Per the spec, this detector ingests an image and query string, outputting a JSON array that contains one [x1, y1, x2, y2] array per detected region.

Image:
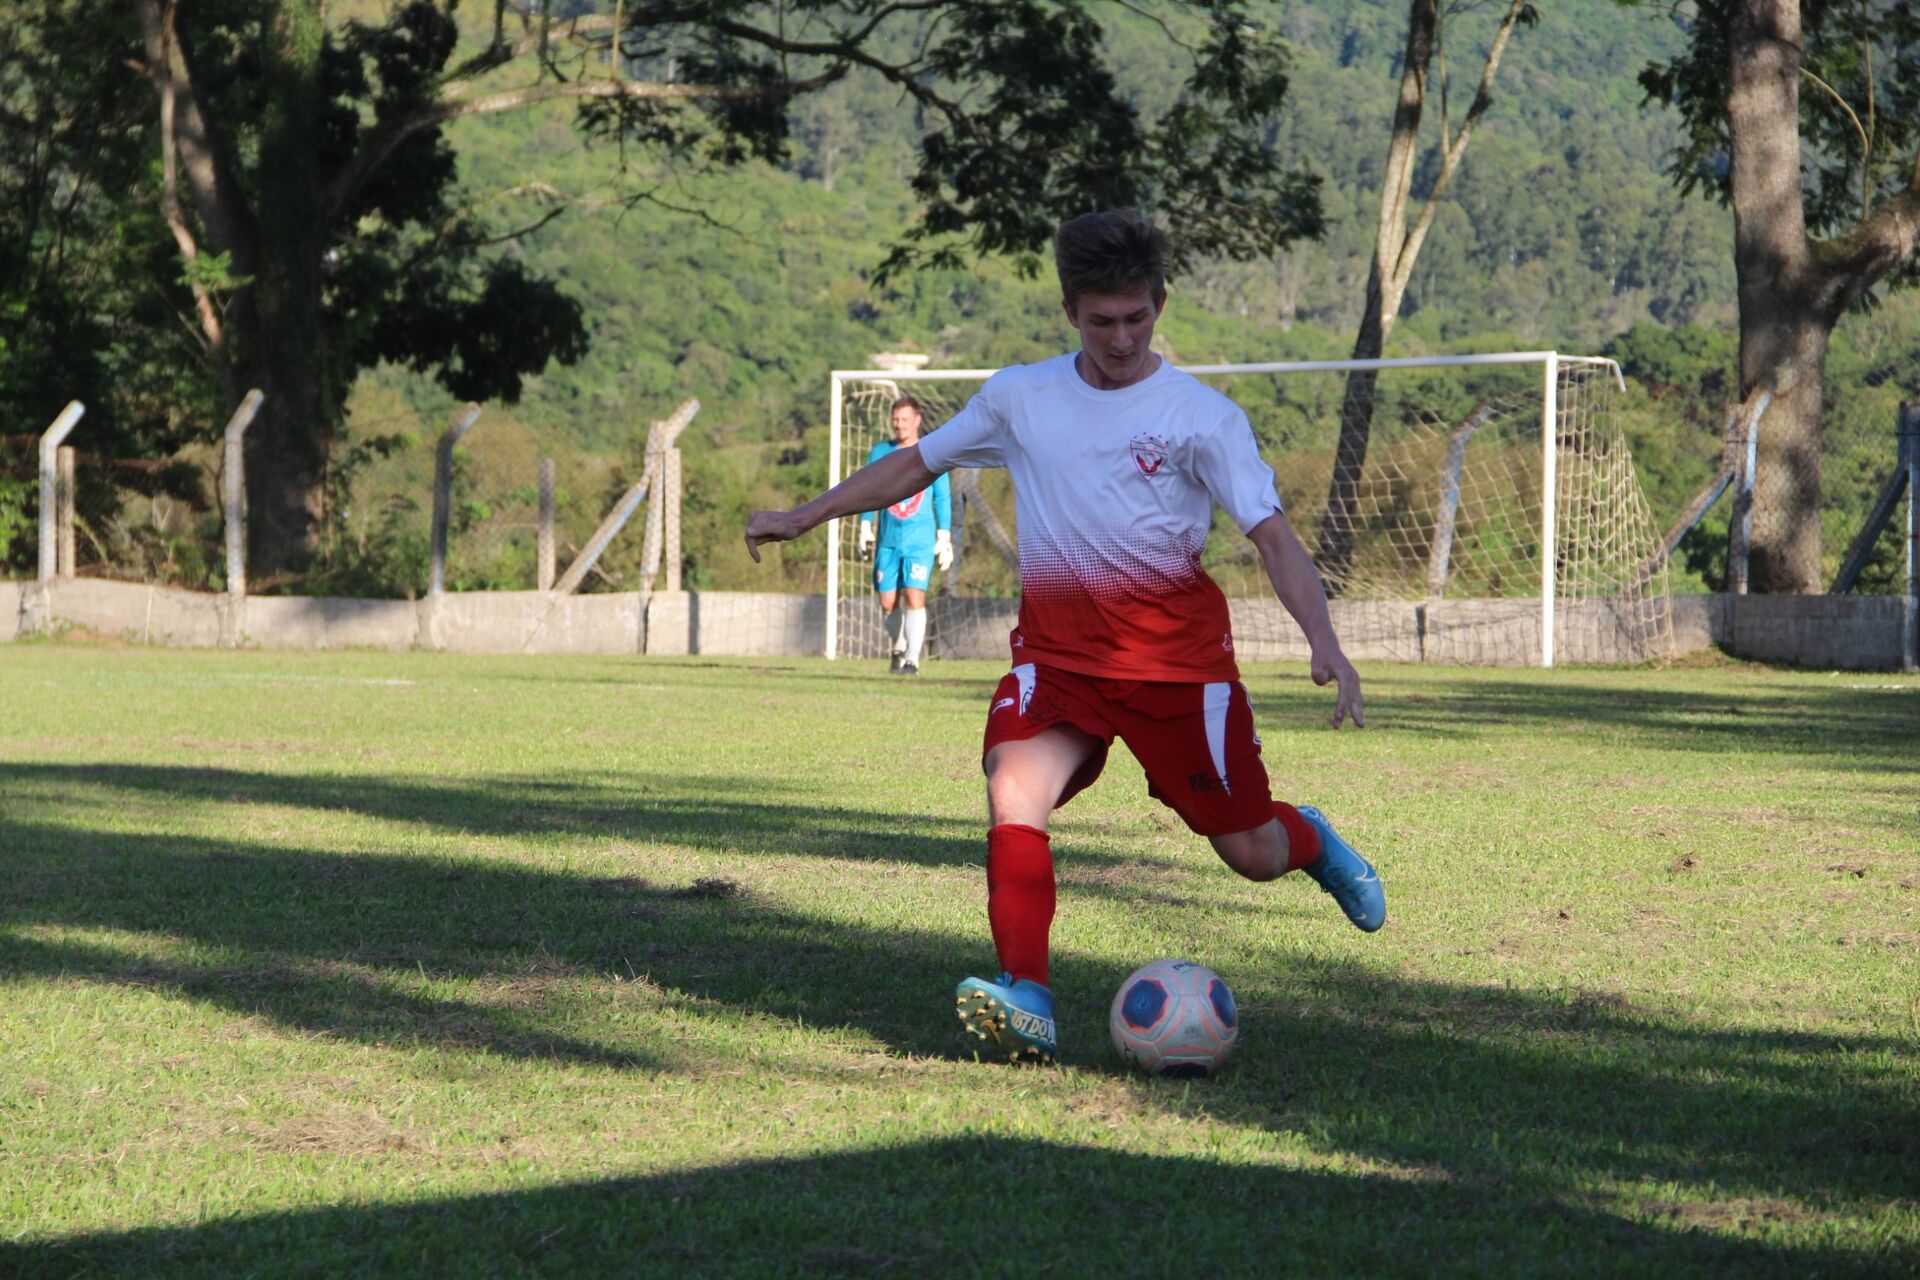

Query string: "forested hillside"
[[6, 1, 1912, 596], [330, 0, 1770, 596]]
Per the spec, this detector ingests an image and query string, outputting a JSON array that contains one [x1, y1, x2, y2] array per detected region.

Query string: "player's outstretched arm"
[[746, 444, 940, 563], [1247, 514, 1364, 729]]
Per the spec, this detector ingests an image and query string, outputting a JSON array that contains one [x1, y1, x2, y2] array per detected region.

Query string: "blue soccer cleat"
[[955, 973, 1057, 1063], [1297, 805, 1387, 932]]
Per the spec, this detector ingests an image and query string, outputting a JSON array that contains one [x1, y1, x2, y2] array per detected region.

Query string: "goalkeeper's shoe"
[[1297, 805, 1386, 933], [955, 973, 1056, 1063], [889, 650, 906, 674]]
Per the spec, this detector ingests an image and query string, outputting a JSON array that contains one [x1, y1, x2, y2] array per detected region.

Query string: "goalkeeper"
[[857, 395, 952, 676], [748, 211, 1383, 1066]]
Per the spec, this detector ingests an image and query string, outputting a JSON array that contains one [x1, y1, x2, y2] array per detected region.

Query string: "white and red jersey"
[[917, 353, 1281, 682]]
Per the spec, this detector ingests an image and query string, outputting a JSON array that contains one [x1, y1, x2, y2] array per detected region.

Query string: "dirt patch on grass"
[[249, 1104, 431, 1159], [1059, 862, 1195, 890]]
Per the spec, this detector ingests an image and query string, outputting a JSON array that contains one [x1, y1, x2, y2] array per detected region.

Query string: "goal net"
[[826, 353, 1673, 668]]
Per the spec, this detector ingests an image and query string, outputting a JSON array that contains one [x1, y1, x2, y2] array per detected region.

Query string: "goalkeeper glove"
[[857, 521, 875, 561], [934, 528, 953, 572]]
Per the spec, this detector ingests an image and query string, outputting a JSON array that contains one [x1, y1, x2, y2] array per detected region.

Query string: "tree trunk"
[[1316, 0, 1434, 594], [1727, 0, 1827, 592], [1318, 273, 1395, 594], [1738, 311, 1830, 592], [245, 0, 332, 579], [238, 331, 331, 582]]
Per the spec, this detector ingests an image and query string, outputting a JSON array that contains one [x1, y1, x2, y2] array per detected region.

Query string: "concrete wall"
[[1730, 593, 1911, 671], [3, 578, 1909, 669], [0, 581, 21, 643], [644, 590, 824, 657]]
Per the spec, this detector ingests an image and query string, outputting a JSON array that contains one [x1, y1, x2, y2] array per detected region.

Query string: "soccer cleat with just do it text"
[[955, 973, 1056, 1063]]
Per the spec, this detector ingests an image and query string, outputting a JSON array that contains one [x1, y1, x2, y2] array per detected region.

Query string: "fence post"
[[222, 390, 264, 601], [537, 456, 556, 592], [37, 401, 84, 584], [548, 399, 697, 599], [641, 427, 665, 590], [1902, 402, 1918, 673], [428, 404, 482, 596], [664, 445, 682, 592], [55, 446, 75, 579], [1726, 390, 1769, 597], [1426, 403, 1493, 599]]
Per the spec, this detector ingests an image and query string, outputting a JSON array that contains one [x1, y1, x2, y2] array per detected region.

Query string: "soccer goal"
[[825, 352, 1673, 668]]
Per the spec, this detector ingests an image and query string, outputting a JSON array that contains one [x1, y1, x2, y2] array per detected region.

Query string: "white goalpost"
[[826, 351, 1673, 668]]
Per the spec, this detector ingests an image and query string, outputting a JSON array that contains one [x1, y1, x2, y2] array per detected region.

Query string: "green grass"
[[1, 645, 1916, 1277]]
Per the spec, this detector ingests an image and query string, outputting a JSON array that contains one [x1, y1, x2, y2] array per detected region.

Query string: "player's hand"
[[745, 509, 804, 563], [1310, 646, 1365, 729], [857, 521, 876, 561], [934, 529, 953, 572]]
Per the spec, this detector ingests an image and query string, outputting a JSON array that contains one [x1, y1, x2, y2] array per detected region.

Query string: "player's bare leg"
[[1211, 813, 1385, 932], [957, 727, 1102, 1062], [985, 725, 1099, 828]]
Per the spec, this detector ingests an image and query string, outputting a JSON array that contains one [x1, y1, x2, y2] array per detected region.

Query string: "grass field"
[[2, 643, 1916, 1277]]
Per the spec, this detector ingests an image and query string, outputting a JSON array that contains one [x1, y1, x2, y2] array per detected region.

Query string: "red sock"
[[986, 824, 1055, 987], [1273, 802, 1323, 874]]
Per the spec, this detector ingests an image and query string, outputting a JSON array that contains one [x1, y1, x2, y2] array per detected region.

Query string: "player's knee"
[[1210, 826, 1286, 882], [985, 758, 1053, 828]]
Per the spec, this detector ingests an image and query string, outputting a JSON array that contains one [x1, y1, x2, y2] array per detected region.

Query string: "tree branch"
[[1798, 64, 1873, 219], [132, 0, 256, 271], [448, 12, 619, 81], [1390, 0, 1527, 295], [142, 0, 234, 397], [330, 67, 845, 217], [1814, 182, 1920, 316]]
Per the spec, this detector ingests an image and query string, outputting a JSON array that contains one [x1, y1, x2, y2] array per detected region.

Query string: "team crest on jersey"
[[1129, 433, 1171, 478], [888, 492, 925, 519]]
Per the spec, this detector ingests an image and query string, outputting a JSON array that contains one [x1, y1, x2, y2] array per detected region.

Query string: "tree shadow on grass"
[[0, 760, 1015, 869], [1328, 674, 1920, 774], [2, 783, 1916, 1234], [7, 1136, 1906, 1279]]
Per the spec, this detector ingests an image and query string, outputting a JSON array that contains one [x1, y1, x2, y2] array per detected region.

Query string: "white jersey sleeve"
[[1192, 404, 1284, 534], [917, 374, 1011, 472]]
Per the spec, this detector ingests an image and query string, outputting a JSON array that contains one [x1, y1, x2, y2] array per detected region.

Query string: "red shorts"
[[981, 662, 1274, 837]]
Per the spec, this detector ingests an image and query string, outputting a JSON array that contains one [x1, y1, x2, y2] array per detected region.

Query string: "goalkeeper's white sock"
[[904, 607, 928, 666], [884, 606, 905, 654]]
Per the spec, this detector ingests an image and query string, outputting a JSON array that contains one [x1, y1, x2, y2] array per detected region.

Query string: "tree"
[[1639, 0, 1920, 592], [1316, 0, 1536, 593], [124, 0, 1325, 578], [0, 4, 213, 572]]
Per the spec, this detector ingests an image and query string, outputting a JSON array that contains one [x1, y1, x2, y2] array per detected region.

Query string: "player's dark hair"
[[891, 395, 922, 415], [1054, 211, 1170, 308]]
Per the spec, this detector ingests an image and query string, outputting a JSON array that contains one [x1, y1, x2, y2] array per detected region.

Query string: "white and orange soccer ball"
[[1109, 959, 1239, 1078]]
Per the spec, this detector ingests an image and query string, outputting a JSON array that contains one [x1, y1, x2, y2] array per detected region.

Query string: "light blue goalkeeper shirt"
[[859, 439, 951, 550]]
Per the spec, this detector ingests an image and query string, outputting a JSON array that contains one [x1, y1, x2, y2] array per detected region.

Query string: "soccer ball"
[[1109, 959, 1238, 1078]]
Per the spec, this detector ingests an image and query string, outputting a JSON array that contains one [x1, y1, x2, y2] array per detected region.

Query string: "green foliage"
[[0, 3, 221, 574], [6, 0, 1914, 593], [176, 251, 254, 295], [0, 456, 30, 566], [1633, 0, 1920, 291], [1604, 323, 1737, 399], [311, 426, 424, 597]]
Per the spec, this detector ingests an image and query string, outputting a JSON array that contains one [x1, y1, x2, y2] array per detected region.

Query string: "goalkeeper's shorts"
[[980, 662, 1275, 838], [874, 543, 933, 594]]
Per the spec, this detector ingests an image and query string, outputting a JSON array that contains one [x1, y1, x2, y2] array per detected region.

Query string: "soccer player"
[[746, 211, 1384, 1064], [857, 396, 952, 675]]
